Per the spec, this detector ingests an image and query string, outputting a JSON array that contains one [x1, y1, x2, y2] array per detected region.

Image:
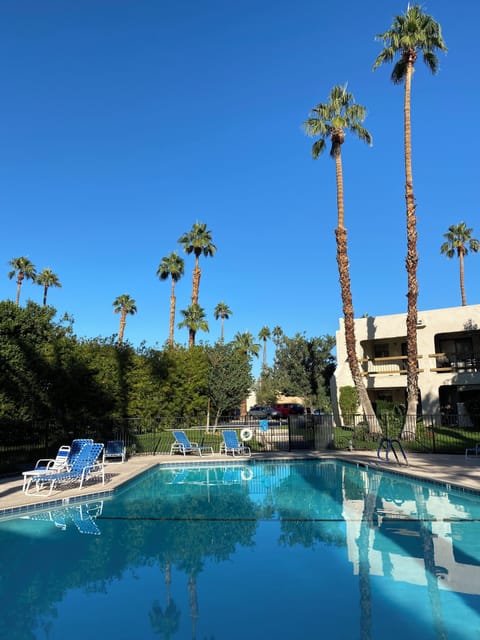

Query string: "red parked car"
[[271, 403, 305, 418]]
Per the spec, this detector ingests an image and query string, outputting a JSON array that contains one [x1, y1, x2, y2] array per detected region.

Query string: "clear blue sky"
[[1, 0, 478, 367]]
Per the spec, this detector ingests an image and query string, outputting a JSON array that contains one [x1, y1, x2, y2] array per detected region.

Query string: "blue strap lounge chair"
[[170, 430, 214, 457], [221, 430, 251, 457], [24, 442, 105, 496], [21, 439, 94, 492], [68, 503, 102, 536], [104, 440, 126, 463]]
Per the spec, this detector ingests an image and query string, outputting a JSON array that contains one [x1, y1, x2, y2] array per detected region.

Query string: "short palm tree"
[[304, 84, 381, 434], [157, 252, 185, 345], [178, 222, 216, 305], [8, 256, 36, 306], [258, 325, 271, 369], [214, 301, 232, 342], [373, 4, 447, 435], [440, 223, 479, 306], [233, 331, 261, 359], [112, 294, 137, 345], [36, 268, 62, 306], [272, 325, 283, 345], [178, 303, 209, 348]]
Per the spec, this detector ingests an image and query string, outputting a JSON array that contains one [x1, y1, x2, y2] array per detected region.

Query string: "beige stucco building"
[[331, 304, 480, 418]]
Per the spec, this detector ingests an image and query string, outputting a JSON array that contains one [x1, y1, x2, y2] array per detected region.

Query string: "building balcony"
[[359, 353, 480, 377], [430, 352, 480, 373]]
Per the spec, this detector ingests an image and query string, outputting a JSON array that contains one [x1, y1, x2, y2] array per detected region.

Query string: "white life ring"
[[241, 467, 253, 481], [240, 427, 253, 442]]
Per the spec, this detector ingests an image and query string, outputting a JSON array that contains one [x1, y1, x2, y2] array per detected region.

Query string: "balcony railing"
[[360, 353, 480, 376], [430, 352, 480, 373], [360, 355, 417, 375]]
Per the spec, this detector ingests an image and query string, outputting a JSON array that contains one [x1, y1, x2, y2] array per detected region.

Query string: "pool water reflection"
[[1, 460, 480, 639]]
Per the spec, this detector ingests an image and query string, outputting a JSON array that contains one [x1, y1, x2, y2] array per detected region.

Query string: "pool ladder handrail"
[[377, 437, 408, 466]]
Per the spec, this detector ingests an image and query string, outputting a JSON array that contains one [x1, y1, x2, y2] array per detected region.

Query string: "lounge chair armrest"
[[34, 458, 55, 470]]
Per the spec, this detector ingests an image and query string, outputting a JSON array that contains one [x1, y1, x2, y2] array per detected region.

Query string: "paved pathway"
[[1, 450, 480, 517]]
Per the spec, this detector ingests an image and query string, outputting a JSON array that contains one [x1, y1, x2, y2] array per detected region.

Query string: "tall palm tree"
[[178, 222, 216, 305], [178, 303, 209, 348], [373, 4, 447, 436], [8, 256, 36, 306], [214, 301, 232, 342], [112, 294, 137, 345], [304, 84, 381, 435], [157, 252, 185, 345], [36, 268, 62, 306], [440, 222, 479, 306], [258, 325, 271, 369], [233, 331, 260, 417]]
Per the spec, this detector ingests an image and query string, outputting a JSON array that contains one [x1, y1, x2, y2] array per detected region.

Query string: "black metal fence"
[[1, 412, 479, 474]]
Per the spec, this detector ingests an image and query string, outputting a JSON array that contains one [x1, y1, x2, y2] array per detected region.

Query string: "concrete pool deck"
[[1, 450, 480, 517]]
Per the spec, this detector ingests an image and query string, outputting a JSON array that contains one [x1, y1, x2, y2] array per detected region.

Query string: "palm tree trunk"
[[335, 154, 381, 434], [43, 285, 48, 307], [402, 60, 419, 439], [15, 275, 23, 306], [169, 279, 176, 345], [220, 317, 225, 342], [192, 257, 201, 305], [118, 310, 126, 345], [189, 328, 195, 348], [459, 251, 466, 306], [413, 485, 448, 639]]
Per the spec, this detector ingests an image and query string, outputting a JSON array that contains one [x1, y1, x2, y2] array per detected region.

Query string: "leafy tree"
[[178, 304, 209, 348], [112, 294, 137, 345], [304, 85, 380, 433], [214, 301, 232, 343], [339, 385, 359, 419], [126, 348, 168, 424], [178, 222, 216, 305], [255, 366, 278, 406], [273, 332, 335, 409], [36, 268, 62, 306], [258, 325, 271, 369], [440, 222, 479, 306], [157, 251, 185, 345], [206, 342, 253, 423], [373, 4, 447, 435], [8, 256, 36, 306], [0, 300, 56, 420], [65, 336, 126, 423], [156, 346, 209, 418], [0, 301, 110, 426]]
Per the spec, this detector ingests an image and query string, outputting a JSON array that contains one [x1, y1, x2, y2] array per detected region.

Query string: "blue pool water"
[[1, 459, 480, 640]]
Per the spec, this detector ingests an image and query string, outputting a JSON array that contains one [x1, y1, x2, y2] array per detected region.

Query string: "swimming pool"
[[1, 459, 480, 639]]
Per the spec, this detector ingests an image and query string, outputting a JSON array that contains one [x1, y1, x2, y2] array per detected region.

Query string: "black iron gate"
[[288, 414, 334, 450]]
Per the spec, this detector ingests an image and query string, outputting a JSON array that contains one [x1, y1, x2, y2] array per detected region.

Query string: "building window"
[[374, 343, 390, 358]]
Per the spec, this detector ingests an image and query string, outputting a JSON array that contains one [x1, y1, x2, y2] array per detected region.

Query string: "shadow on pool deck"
[[1, 450, 480, 515]]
